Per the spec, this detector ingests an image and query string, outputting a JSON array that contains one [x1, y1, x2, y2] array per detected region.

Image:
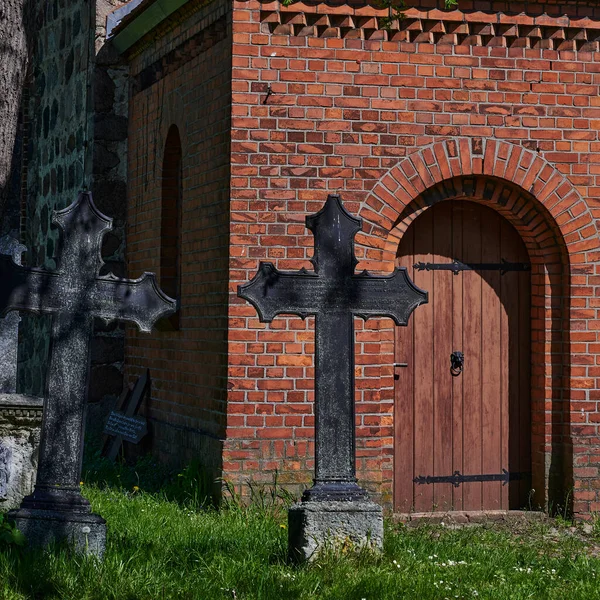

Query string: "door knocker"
[[450, 351, 464, 377]]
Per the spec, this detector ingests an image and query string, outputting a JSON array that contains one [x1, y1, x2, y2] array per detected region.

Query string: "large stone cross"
[[0, 192, 175, 525], [239, 195, 427, 502]]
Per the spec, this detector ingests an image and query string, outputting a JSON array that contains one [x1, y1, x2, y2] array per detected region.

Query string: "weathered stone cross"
[[239, 195, 427, 502], [0, 192, 175, 552]]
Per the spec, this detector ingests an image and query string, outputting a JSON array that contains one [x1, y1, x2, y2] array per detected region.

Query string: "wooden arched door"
[[394, 201, 531, 513]]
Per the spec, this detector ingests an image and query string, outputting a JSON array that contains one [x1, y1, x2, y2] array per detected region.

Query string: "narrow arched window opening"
[[159, 125, 182, 330]]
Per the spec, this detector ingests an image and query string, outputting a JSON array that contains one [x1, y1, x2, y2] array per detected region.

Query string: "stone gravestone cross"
[[239, 194, 427, 560], [0, 192, 176, 556]]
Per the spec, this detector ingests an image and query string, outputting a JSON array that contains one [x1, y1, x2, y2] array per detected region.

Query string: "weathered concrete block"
[[0, 394, 43, 509], [288, 500, 384, 562], [11, 508, 106, 557]]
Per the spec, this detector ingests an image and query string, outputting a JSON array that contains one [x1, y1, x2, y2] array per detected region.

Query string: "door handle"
[[450, 351, 464, 377]]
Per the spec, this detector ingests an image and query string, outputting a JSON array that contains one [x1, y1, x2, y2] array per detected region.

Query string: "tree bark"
[[0, 0, 28, 213]]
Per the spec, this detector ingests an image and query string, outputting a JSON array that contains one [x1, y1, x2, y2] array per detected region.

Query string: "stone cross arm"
[[82, 274, 175, 333], [0, 193, 175, 332], [239, 262, 426, 325], [0, 256, 172, 333]]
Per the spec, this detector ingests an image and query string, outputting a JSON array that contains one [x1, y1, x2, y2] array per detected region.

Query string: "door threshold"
[[393, 510, 546, 526]]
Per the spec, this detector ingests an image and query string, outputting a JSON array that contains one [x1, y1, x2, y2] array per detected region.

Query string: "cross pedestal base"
[[288, 499, 383, 562], [9, 506, 106, 558]]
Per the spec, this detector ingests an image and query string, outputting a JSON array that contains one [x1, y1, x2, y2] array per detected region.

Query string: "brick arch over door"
[[357, 139, 600, 515]]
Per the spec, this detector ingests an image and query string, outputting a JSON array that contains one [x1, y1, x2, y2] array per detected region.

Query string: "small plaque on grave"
[[102, 369, 150, 461], [103, 412, 147, 444]]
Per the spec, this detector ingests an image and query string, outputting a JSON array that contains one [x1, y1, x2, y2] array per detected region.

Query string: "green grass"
[[2, 458, 600, 599]]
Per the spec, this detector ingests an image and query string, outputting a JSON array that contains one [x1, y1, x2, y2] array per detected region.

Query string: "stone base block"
[[9, 508, 106, 558], [288, 500, 383, 562]]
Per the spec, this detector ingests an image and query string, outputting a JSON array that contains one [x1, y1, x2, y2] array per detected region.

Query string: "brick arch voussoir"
[[358, 138, 598, 271]]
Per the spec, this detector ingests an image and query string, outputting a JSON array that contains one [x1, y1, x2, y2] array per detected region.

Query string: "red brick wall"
[[226, 0, 600, 514], [125, 0, 232, 480]]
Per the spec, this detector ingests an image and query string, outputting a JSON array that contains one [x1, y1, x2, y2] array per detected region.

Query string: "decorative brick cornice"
[[260, 3, 600, 50], [0, 394, 43, 427], [0, 407, 43, 420]]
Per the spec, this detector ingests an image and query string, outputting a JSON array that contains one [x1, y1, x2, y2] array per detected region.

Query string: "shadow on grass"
[[82, 440, 297, 513], [81, 446, 295, 567], [1, 497, 291, 600], [0, 447, 306, 599], [82, 443, 216, 511], [1, 542, 86, 600]]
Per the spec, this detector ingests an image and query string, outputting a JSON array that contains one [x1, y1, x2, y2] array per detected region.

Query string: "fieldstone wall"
[[18, 0, 94, 396], [18, 0, 130, 439]]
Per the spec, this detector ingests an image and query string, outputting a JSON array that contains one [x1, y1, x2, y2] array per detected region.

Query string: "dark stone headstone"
[[0, 236, 25, 393], [239, 195, 428, 560], [0, 192, 175, 556]]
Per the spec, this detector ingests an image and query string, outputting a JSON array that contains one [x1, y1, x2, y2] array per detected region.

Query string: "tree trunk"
[[0, 0, 28, 213]]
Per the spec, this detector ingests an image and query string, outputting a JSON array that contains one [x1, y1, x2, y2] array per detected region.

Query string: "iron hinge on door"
[[393, 362, 408, 379], [413, 259, 530, 275], [413, 469, 530, 487]]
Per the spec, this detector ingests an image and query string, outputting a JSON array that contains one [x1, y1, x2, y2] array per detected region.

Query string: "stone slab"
[[10, 508, 106, 557], [288, 500, 383, 562], [393, 510, 547, 527], [0, 394, 43, 509]]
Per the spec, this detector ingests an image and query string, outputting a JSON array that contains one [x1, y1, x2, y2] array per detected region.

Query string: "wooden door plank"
[[461, 203, 483, 510], [518, 240, 532, 506], [412, 208, 435, 512], [501, 218, 518, 510], [451, 203, 464, 511], [394, 225, 415, 512], [481, 206, 503, 510], [432, 202, 454, 511]]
